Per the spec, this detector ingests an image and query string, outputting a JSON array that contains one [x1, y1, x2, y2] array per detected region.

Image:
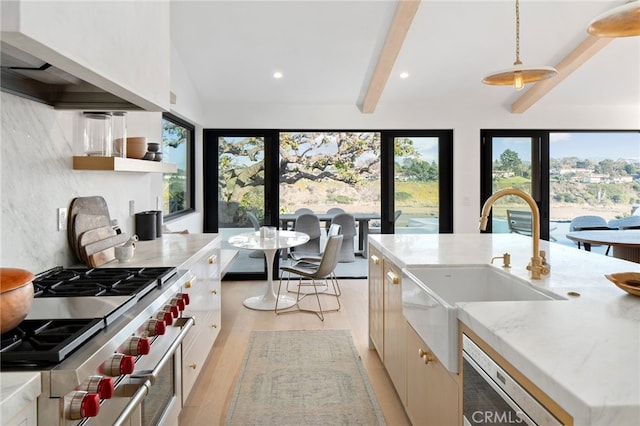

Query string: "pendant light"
[[588, 1, 640, 37], [482, 0, 557, 90]]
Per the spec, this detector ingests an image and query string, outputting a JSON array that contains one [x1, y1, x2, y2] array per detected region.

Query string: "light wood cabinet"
[[383, 259, 407, 405], [180, 242, 221, 403], [406, 323, 460, 426], [368, 246, 384, 357]]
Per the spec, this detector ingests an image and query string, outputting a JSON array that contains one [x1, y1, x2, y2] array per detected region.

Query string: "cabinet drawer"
[[181, 309, 220, 401]]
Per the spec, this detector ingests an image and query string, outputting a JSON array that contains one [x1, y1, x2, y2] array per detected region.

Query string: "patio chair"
[[609, 216, 640, 230], [276, 234, 343, 321], [569, 215, 611, 254], [507, 209, 557, 241], [369, 210, 401, 234], [330, 213, 357, 262], [325, 208, 345, 229]]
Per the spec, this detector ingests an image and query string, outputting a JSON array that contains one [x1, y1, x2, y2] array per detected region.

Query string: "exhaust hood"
[[1, 41, 145, 110]]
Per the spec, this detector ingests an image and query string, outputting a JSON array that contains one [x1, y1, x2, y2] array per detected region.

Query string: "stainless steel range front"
[[0, 266, 195, 425]]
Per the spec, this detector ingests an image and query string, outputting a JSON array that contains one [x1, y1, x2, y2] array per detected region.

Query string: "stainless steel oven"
[[462, 334, 562, 426], [85, 316, 194, 426]]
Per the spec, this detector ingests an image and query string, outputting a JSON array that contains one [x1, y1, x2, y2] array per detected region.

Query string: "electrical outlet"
[[57, 208, 68, 231], [129, 200, 135, 216]]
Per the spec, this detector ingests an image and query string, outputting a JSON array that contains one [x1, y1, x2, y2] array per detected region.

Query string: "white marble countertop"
[[370, 233, 640, 426], [101, 233, 221, 269], [0, 372, 41, 422]]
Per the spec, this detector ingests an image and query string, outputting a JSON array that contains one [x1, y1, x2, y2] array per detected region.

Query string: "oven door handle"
[[112, 378, 152, 426], [130, 316, 195, 385], [111, 316, 195, 426]]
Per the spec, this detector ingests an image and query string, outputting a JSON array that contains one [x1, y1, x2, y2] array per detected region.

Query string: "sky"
[[493, 132, 640, 162]]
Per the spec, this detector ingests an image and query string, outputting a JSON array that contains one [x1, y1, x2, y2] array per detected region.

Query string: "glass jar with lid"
[[111, 112, 127, 157], [83, 112, 112, 156]]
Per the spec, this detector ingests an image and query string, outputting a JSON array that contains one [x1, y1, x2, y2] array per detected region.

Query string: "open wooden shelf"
[[73, 156, 177, 173]]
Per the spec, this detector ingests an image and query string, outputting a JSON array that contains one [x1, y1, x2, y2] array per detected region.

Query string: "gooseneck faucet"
[[479, 188, 550, 279]]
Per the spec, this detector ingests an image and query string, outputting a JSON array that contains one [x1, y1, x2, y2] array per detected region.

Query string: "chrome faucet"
[[479, 188, 550, 279]]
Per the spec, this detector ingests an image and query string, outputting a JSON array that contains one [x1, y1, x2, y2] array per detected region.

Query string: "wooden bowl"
[[1, 268, 35, 333], [605, 272, 640, 297], [126, 137, 148, 159]]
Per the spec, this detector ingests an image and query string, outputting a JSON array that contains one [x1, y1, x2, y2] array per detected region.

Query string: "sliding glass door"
[[204, 129, 453, 281], [386, 131, 453, 235], [203, 130, 279, 279], [481, 130, 639, 247]]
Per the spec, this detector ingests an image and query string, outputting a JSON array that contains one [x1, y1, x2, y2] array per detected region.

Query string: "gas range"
[[0, 266, 195, 425]]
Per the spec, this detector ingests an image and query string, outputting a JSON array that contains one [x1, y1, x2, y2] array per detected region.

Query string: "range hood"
[[0, 41, 145, 110]]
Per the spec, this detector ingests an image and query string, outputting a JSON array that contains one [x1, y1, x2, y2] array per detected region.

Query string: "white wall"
[[0, 92, 164, 272]]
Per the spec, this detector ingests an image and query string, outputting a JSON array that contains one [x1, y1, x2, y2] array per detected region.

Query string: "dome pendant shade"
[[588, 2, 640, 37], [482, 0, 557, 90], [483, 64, 558, 90]]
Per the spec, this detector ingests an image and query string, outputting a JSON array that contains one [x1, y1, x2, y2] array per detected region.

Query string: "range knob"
[[143, 318, 166, 336], [122, 336, 151, 356], [67, 391, 100, 420], [156, 308, 173, 326], [170, 296, 185, 311], [101, 353, 135, 376], [163, 304, 179, 319], [176, 292, 190, 305], [80, 376, 114, 399]]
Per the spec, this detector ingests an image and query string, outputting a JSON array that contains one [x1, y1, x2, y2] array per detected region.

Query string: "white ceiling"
[[170, 0, 640, 113]]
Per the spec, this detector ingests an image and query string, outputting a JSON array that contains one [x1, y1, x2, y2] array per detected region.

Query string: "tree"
[[499, 149, 523, 175]]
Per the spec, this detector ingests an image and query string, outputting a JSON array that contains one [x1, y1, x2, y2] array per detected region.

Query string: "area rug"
[[225, 329, 386, 425]]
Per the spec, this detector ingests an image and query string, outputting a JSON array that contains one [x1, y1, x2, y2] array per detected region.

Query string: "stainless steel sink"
[[402, 265, 564, 373]]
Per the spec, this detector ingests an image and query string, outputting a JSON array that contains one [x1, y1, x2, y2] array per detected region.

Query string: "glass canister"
[[112, 112, 127, 158], [83, 112, 112, 156]]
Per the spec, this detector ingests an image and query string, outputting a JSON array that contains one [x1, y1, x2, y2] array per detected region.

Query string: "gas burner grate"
[[0, 319, 105, 366], [33, 267, 176, 298]]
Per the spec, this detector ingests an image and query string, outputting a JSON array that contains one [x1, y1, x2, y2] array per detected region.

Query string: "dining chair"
[[330, 213, 357, 262], [276, 234, 343, 321], [290, 213, 322, 257], [325, 207, 345, 229], [246, 211, 264, 258], [290, 223, 341, 267]]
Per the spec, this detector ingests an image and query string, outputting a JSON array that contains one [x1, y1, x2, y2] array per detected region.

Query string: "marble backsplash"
[[1, 92, 164, 273]]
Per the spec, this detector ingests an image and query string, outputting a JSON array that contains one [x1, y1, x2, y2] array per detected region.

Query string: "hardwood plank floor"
[[178, 279, 410, 426]]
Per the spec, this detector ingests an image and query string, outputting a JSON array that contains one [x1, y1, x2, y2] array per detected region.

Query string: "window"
[[162, 113, 194, 217], [481, 129, 640, 248]]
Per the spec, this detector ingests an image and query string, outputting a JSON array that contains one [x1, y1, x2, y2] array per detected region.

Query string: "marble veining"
[[1, 92, 163, 273], [370, 233, 640, 425]]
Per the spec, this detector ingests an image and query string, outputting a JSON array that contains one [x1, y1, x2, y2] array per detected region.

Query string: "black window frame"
[[162, 112, 195, 219]]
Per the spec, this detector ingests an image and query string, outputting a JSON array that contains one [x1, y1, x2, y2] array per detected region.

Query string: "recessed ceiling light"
[[273, 71, 283, 79], [400, 72, 409, 79]]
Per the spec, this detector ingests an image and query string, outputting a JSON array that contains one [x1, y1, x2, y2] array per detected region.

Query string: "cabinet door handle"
[[370, 255, 380, 265], [189, 363, 197, 369], [208, 255, 217, 264], [210, 289, 217, 295], [386, 271, 399, 284], [211, 324, 217, 328], [419, 348, 434, 364]]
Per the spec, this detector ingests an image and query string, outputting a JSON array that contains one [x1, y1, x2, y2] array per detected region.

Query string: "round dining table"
[[228, 230, 309, 310], [566, 230, 640, 263]]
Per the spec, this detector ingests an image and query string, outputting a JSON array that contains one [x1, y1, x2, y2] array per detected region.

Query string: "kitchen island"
[[369, 233, 639, 425]]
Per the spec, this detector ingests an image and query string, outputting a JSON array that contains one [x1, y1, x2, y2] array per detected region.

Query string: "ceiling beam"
[[511, 34, 613, 114], [359, 0, 421, 114]]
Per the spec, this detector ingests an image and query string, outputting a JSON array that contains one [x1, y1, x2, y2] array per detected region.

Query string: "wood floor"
[[178, 279, 411, 426]]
